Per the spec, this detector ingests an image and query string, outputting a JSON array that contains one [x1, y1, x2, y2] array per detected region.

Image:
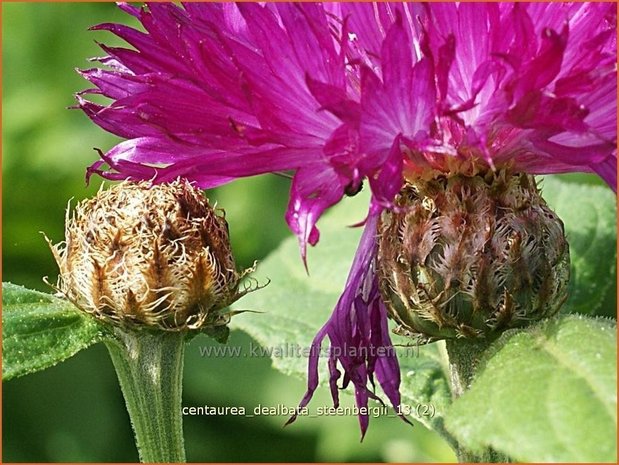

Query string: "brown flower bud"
[[46, 180, 254, 331], [377, 171, 570, 343]]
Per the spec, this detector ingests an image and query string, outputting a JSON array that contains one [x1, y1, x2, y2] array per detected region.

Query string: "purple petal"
[[306, 76, 361, 125], [285, 165, 344, 265], [289, 214, 410, 438], [591, 155, 618, 192], [360, 16, 436, 156], [368, 136, 403, 215]]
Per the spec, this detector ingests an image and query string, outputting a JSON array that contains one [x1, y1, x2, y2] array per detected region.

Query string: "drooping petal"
[[288, 214, 409, 438], [285, 165, 344, 265]]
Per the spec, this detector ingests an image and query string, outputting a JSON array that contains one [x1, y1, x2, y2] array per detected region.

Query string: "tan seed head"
[[46, 179, 255, 331]]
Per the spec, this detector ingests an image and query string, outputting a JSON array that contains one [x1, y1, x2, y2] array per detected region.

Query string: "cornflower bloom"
[[79, 2, 616, 436]]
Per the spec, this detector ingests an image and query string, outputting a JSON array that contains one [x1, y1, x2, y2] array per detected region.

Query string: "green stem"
[[445, 338, 492, 398], [105, 329, 186, 463], [445, 339, 510, 463]]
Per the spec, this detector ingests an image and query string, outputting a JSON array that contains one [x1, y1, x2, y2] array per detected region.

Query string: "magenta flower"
[[79, 2, 617, 436]]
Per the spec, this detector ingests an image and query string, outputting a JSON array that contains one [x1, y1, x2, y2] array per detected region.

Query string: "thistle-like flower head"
[[378, 171, 570, 343], [47, 180, 252, 331]]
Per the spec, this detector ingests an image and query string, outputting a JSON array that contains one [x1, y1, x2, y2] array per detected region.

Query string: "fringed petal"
[[289, 214, 410, 438]]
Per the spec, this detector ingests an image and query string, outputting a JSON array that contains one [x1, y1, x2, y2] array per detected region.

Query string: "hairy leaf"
[[542, 177, 617, 317], [2, 282, 106, 380], [445, 315, 617, 462]]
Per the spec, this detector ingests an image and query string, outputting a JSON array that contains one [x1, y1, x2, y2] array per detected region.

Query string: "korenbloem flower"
[[79, 2, 617, 435]]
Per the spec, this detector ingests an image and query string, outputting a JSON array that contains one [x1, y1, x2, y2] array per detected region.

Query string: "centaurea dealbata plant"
[[3, 2, 617, 463]]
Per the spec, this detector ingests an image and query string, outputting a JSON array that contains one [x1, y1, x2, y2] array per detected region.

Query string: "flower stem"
[[445, 338, 509, 463], [445, 338, 491, 397], [105, 329, 186, 463]]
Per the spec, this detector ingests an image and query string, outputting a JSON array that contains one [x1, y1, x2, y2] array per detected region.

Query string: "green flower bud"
[[377, 171, 570, 343], [46, 180, 254, 331]]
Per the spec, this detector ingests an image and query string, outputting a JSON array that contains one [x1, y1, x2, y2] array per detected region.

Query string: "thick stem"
[[445, 338, 509, 463], [105, 329, 186, 463]]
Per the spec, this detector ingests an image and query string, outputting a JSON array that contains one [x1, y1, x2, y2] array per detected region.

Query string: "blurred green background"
[[2, 3, 456, 462]]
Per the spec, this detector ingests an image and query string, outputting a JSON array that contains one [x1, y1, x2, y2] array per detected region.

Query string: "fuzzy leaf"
[[445, 315, 617, 462], [2, 282, 106, 380], [541, 177, 617, 317], [230, 191, 452, 433]]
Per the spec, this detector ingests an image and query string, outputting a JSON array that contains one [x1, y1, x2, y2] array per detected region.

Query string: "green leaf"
[[541, 177, 617, 317], [2, 282, 106, 380], [230, 192, 452, 434], [445, 315, 617, 462]]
